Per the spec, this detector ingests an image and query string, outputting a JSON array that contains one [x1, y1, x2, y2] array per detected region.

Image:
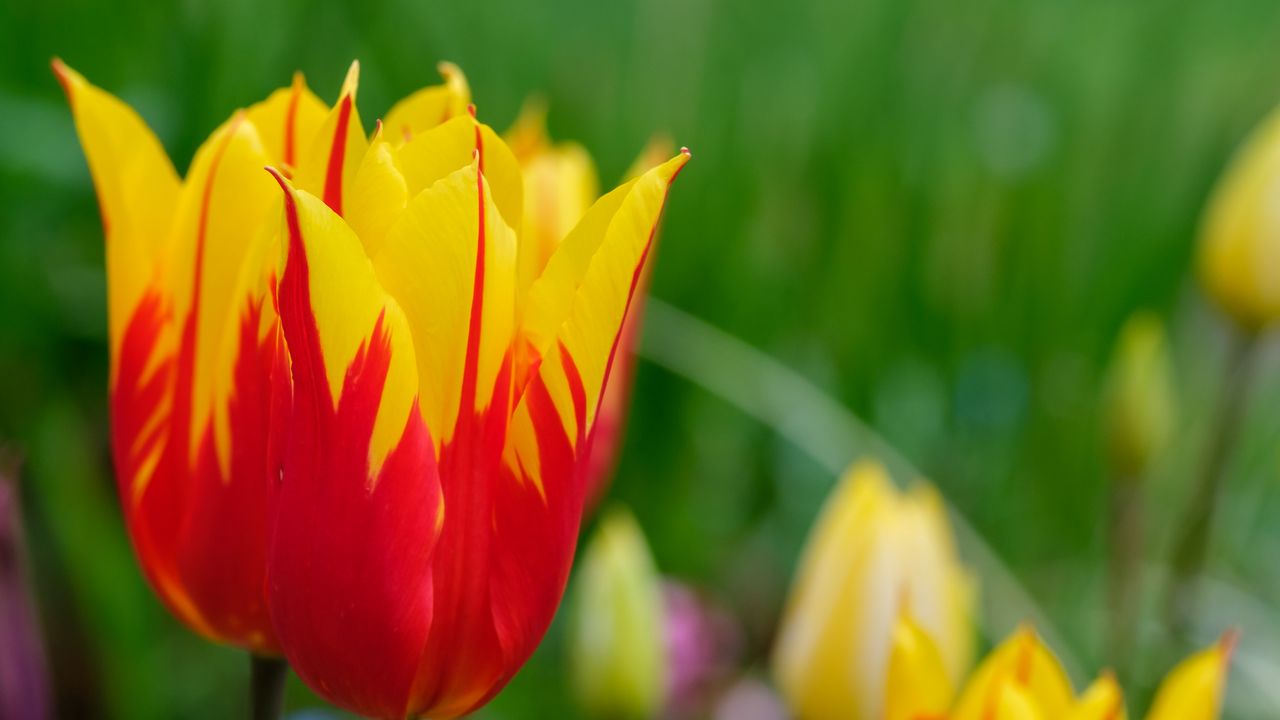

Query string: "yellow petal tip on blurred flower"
[[569, 506, 666, 720], [772, 459, 974, 720], [1067, 671, 1126, 720], [885, 610, 955, 720], [1102, 311, 1175, 478], [1197, 102, 1280, 329], [1146, 630, 1236, 720]]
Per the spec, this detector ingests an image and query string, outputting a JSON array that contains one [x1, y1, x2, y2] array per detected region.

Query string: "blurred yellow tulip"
[[569, 507, 667, 720], [1198, 104, 1280, 328], [772, 460, 975, 720]]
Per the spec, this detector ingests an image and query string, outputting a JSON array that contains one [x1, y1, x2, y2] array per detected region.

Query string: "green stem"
[[1105, 471, 1144, 681], [1164, 326, 1256, 636], [250, 654, 288, 720]]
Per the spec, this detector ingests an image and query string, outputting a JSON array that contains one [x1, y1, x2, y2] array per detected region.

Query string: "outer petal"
[[1068, 672, 1127, 720], [268, 174, 441, 718], [1146, 632, 1234, 720], [134, 114, 283, 650], [515, 151, 689, 438], [382, 62, 471, 144], [952, 626, 1075, 720], [771, 462, 893, 720], [245, 71, 329, 171], [884, 612, 953, 720], [51, 59, 179, 370]]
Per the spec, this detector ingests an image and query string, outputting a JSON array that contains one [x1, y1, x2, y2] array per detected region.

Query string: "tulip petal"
[[51, 59, 180, 369], [1146, 632, 1234, 720], [514, 151, 689, 449], [1068, 672, 1127, 720], [382, 61, 471, 144], [268, 172, 442, 717], [345, 128, 409, 257], [395, 114, 524, 237], [245, 71, 329, 171], [295, 61, 368, 216], [372, 151, 517, 449], [884, 612, 954, 720]]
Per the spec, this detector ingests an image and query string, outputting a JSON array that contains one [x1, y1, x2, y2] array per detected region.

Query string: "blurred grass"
[[3, 0, 1280, 717]]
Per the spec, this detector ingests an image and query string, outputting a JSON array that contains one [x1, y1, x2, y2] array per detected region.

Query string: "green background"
[[2, 0, 1279, 716]]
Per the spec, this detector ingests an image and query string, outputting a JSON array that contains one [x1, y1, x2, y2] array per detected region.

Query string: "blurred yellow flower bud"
[[1102, 312, 1175, 477], [772, 460, 975, 720], [1198, 105, 1280, 328], [1146, 631, 1235, 720], [569, 506, 666, 720], [952, 626, 1075, 720]]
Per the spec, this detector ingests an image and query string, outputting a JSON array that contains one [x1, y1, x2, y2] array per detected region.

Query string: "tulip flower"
[[263, 64, 688, 717], [886, 622, 1234, 720], [1198, 103, 1280, 329], [53, 59, 461, 652], [568, 507, 666, 719], [772, 460, 975, 720]]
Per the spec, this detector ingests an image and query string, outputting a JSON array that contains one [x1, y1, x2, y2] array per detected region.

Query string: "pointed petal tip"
[[50, 57, 77, 98], [437, 60, 462, 79], [340, 60, 360, 100], [264, 165, 292, 192], [1219, 627, 1241, 660]]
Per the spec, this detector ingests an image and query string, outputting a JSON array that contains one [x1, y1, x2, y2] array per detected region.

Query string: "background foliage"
[[2, 0, 1280, 716]]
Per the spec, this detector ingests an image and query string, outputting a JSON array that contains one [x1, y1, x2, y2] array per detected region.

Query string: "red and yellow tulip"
[[262, 66, 688, 717]]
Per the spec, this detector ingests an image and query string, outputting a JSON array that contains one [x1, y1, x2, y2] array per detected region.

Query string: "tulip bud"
[[1146, 631, 1235, 720], [1102, 312, 1175, 478], [569, 507, 666, 720], [772, 460, 975, 720], [1198, 104, 1280, 328]]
